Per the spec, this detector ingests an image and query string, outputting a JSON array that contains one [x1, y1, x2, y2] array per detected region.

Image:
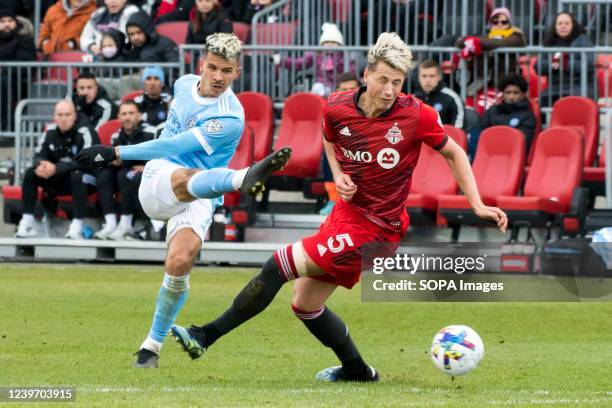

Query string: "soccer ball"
[[430, 325, 484, 376]]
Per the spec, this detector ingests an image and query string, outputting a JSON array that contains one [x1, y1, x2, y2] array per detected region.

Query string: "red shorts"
[[301, 200, 408, 289]]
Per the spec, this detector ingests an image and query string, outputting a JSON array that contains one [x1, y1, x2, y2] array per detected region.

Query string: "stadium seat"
[[497, 127, 585, 231], [438, 126, 525, 231], [121, 90, 144, 103], [327, 0, 351, 22], [254, 22, 298, 46], [156, 21, 188, 46], [47, 51, 87, 81], [233, 22, 250, 44], [549, 96, 599, 166], [271, 93, 325, 180], [596, 54, 612, 102], [224, 125, 256, 209], [237, 92, 274, 161], [97, 119, 121, 146], [405, 125, 467, 225]]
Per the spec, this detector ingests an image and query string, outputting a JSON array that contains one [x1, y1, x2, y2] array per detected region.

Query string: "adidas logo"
[[94, 153, 104, 162], [340, 126, 351, 136]]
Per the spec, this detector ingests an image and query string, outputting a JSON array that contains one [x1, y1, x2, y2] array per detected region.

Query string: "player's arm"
[[438, 140, 507, 233], [322, 107, 356, 201]]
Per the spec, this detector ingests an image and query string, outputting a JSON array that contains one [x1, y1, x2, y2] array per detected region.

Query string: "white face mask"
[[102, 46, 118, 58]]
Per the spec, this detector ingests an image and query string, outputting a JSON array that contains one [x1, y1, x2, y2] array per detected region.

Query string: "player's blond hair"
[[367, 32, 414, 76], [204, 33, 243, 63]]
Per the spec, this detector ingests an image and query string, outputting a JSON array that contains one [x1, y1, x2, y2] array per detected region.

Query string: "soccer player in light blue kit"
[[77, 33, 291, 368]]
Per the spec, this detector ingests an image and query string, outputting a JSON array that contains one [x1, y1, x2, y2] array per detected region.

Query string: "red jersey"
[[323, 87, 448, 232]]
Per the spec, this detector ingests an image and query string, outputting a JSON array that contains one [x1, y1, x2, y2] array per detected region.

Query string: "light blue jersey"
[[119, 74, 244, 170]]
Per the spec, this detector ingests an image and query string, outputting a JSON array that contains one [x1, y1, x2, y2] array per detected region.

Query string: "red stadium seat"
[[406, 125, 467, 225], [327, 0, 351, 22], [237, 92, 274, 161], [233, 22, 250, 44], [272, 92, 325, 179], [47, 51, 87, 81], [596, 54, 612, 102], [121, 90, 144, 103], [156, 21, 188, 46], [97, 119, 121, 146], [438, 126, 525, 229], [497, 127, 584, 227], [549, 96, 599, 166], [224, 126, 256, 208], [254, 22, 297, 46]]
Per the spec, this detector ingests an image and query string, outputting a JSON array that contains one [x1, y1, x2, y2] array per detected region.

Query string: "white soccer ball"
[[430, 325, 484, 376]]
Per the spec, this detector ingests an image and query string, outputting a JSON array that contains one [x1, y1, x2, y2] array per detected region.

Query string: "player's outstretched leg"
[[292, 279, 379, 383], [186, 147, 292, 199], [171, 246, 298, 358]]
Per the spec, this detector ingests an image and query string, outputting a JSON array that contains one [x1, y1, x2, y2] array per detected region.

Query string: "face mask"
[[102, 46, 118, 59]]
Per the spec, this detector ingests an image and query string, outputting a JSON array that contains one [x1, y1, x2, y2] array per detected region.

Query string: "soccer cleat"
[[170, 325, 206, 360], [315, 365, 379, 382], [240, 147, 292, 196], [133, 348, 159, 368], [93, 224, 115, 240], [64, 223, 83, 240], [15, 219, 38, 238]]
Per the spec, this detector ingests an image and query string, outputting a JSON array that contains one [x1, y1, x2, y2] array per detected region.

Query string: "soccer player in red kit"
[[171, 32, 508, 381]]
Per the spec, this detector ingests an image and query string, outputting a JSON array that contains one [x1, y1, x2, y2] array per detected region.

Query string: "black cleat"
[[315, 365, 379, 382], [170, 325, 207, 360], [133, 348, 159, 368], [240, 147, 292, 196]]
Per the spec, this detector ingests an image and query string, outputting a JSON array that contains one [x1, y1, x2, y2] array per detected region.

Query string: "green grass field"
[[1, 263, 611, 407]]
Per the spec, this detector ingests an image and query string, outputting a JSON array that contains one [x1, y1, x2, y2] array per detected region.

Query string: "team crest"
[[205, 119, 223, 133], [385, 122, 404, 145], [186, 118, 197, 128]]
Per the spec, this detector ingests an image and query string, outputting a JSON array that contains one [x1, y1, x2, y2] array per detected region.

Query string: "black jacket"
[[134, 92, 171, 126], [0, 25, 36, 61], [125, 11, 179, 62], [414, 83, 465, 129], [186, 10, 232, 45], [110, 122, 156, 168], [34, 123, 99, 176], [73, 86, 118, 130], [483, 99, 536, 154], [221, 0, 256, 24]]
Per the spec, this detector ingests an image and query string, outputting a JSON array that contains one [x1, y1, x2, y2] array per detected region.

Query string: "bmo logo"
[[341, 147, 373, 162], [377, 148, 400, 169]]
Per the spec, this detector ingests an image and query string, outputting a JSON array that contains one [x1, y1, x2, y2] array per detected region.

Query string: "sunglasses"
[[491, 19, 509, 25]]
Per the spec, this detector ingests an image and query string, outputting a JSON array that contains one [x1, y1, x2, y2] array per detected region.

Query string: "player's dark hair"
[[119, 99, 141, 113], [76, 71, 97, 83], [336, 72, 361, 88], [418, 59, 441, 74], [497, 73, 528, 93]]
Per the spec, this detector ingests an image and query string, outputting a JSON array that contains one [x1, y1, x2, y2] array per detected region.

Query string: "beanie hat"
[[141, 66, 165, 84], [319, 23, 343, 45], [0, 9, 17, 22], [489, 7, 512, 24]]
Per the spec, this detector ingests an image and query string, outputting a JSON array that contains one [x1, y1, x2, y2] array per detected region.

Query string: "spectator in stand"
[[483, 73, 536, 155], [93, 100, 156, 240], [124, 10, 179, 62], [449, 7, 526, 93], [186, 0, 232, 45], [15, 100, 99, 239], [96, 28, 132, 100], [0, 9, 36, 131], [80, 0, 139, 55], [319, 72, 361, 216], [414, 59, 465, 129], [134, 66, 171, 126], [538, 11, 596, 104], [37, 0, 96, 55], [72, 71, 118, 130], [99, 28, 126, 62], [222, 0, 275, 24], [282, 23, 355, 97]]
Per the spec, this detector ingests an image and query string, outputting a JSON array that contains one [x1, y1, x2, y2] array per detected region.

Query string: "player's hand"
[[474, 205, 508, 234], [35, 160, 56, 179], [335, 173, 357, 202], [76, 145, 117, 170]]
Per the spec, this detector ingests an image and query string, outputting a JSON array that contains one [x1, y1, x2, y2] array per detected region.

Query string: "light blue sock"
[[186, 168, 240, 199], [141, 273, 189, 354]]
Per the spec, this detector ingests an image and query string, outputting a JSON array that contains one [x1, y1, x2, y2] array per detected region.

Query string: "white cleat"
[[93, 224, 115, 240], [108, 224, 131, 241], [65, 223, 83, 240], [15, 219, 38, 238]]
